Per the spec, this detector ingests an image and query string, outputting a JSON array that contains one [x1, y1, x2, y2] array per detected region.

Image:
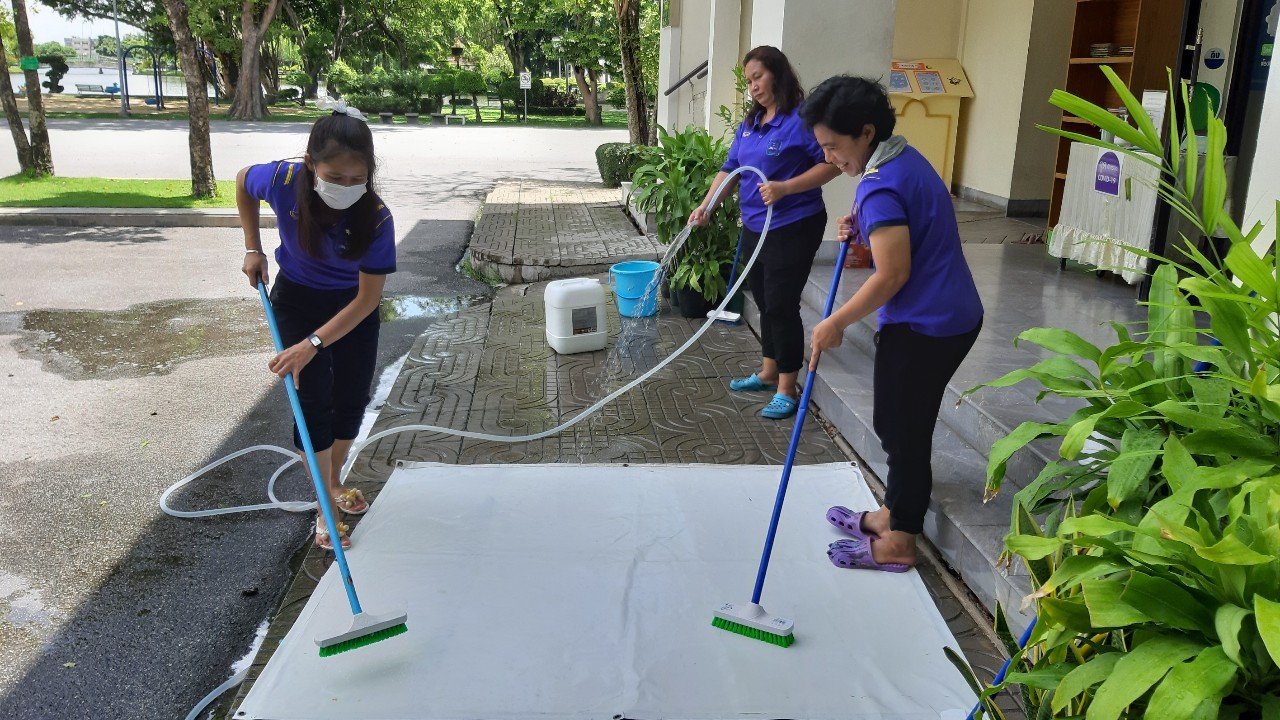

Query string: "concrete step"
[[798, 265, 1072, 493], [744, 294, 1034, 631]]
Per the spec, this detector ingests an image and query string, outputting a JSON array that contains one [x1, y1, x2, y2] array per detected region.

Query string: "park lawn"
[[0, 175, 238, 208]]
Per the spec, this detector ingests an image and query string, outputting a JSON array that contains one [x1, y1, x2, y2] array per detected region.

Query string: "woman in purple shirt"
[[237, 108, 396, 551], [689, 45, 841, 420], [802, 77, 983, 572]]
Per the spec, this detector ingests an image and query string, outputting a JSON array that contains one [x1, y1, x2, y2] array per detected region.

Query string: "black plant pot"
[[660, 277, 670, 299], [672, 287, 712, 318]]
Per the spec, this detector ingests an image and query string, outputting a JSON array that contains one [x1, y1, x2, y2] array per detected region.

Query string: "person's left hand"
[[809, 317, 845, 371], [268, 341, 318, 388], [758, 181, 790, 206]]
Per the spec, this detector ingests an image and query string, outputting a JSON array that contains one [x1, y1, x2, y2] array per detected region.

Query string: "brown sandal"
[[314, 518, 351, 551], [334, 487, 369, 515]]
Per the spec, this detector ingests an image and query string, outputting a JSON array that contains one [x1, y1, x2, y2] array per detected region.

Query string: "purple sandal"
[[827, 538, 911, 573], [826, 506, 878, 541]]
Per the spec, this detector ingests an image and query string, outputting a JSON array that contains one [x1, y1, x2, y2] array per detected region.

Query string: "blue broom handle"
[[966, 616, 1037, 719], [257, 282, 364, 617], [751, 240, 850, 604]]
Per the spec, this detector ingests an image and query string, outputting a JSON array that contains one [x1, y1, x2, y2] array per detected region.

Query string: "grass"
[[12, 94, 629, 128], [0, 175, 238, 208]]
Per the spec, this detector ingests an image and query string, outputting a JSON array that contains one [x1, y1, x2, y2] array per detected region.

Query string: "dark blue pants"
[[269, 274, 380, 453]]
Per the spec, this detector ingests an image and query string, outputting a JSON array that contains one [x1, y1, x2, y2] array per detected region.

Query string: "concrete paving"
[[0, 121, 614, 719]]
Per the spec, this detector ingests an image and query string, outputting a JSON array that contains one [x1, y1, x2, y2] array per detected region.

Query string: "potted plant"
[[631, 125, 742, 315]]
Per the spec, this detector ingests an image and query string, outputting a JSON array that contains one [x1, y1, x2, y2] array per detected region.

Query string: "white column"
[[758, 0, 896, 252], [657, 24, 683, 130], [1244, 43, 1280, 255], [704, 0, 744, 138]]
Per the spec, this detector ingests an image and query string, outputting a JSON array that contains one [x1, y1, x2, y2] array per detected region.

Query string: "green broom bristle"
[[318, 622, 408, 657], [711, 616, 794, 647]]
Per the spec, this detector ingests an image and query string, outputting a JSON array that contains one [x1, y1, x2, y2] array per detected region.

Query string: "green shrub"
[[594, 143, 646, 188], [960, 67, 1280, 719], [325, 59, 357, 95], [606, 82, 626, 109]]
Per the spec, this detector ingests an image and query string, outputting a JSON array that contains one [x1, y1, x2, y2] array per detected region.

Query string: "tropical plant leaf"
[[1143, 645, 1238, 719], [1052, 652, 1121, 713], [1107, 427, 1166, 507], [1255, 595, 1280, 666], [986, 421, 1061, 492], [1082, 578, 1148, 628], [1018, 327, 1104, 363], [1214, 604, 1251, 667], [1121, 572, 1215, 634], [1087, 635, 1205, 720]]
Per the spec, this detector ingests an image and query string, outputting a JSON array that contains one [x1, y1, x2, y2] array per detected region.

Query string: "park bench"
[[443, 114, 466, 126], [75, 83, 118, 98]]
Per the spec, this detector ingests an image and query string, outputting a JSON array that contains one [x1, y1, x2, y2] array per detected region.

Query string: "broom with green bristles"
[[712, 240, 850, 647], [258, 282, 407, 657]]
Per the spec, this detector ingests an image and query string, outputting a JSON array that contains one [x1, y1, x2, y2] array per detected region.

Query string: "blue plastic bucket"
[[609, 260, 661, 317]]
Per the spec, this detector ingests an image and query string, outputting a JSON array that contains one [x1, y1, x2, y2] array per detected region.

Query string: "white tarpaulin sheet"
[[238, 462, 976, 719]]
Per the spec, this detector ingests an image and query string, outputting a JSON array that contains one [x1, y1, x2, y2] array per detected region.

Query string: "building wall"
[[1244, 52, 1280, 255], [892, 0, 964, 58], [658, 0, 715, 132]]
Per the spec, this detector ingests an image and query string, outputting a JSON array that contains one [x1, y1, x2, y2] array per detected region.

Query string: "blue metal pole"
[[750, 240, 850, 604], [966, 616, 1037, 720], [257, 282, 364, 616]]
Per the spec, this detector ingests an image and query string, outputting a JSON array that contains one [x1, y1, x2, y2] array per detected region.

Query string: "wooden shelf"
[[1062, 114, 1091, 124], [1070, 55, 1134, 64], [1055, 172, 1068, 180]]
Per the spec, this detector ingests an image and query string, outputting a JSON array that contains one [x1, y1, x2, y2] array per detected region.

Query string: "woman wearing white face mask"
[[236, 107, 395, 551]]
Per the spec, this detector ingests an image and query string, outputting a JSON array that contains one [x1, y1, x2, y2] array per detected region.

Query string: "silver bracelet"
[[245, 249, 266, 255]]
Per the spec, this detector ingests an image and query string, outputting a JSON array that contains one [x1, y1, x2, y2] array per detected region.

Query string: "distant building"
[[65, 36, 94, 58]]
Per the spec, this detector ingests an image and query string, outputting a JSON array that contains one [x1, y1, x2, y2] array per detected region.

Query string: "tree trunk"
[[162, 0, 217, 199], [573, 65, 601, 126], [0, 29, 34, 171], [492, 0, 524, 74], [614, 0, 649, 145], [10, 0, 52, 175], [228, 0, 282, 120]]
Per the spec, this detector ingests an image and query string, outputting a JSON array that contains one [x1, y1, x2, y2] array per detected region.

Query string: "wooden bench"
[[75, 83, 118, 97]]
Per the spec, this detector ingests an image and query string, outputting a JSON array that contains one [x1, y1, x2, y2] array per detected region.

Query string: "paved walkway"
[[231, 182, 1026, 718], [469, 180, 664, 282]]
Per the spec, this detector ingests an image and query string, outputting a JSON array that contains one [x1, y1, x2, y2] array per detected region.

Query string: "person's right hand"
[[688, 205, 710, 227], [243, 251, 269, 288], [835, 214, 854, 242]]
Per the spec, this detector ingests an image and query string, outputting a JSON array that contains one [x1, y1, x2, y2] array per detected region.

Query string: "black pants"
[[873, 321, 981, 534], [269, 275, 380, 453], [742, 211, 826, 374]]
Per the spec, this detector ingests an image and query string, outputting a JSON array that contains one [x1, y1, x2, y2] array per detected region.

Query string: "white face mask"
[[313, 175, 367, 210]]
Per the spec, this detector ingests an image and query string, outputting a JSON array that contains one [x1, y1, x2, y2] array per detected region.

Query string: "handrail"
[[664, 60, 709, 97]]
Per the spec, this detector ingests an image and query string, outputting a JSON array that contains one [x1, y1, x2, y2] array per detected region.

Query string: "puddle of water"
[[378, 294, 487, 323], [14, 294, 486, 381], [17, 298, 271, 381]]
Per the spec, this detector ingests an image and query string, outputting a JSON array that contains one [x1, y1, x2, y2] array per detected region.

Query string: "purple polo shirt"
[[855, 145, 983, 337], [244, 161, 396, 291], [721, 106, 827, 233]]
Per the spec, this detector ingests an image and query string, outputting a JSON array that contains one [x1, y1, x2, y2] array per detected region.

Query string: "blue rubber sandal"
[[729, 373, 777, 392], [761, 392, 799, 419]]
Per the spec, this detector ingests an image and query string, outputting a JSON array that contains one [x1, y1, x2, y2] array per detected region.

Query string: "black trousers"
[[873, 320, 981, 534], [269, 274, 380, 453], [741, 211, 826, 374]]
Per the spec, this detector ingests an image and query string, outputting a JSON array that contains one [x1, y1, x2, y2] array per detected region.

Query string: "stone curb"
[[0, 207, 277, 229]]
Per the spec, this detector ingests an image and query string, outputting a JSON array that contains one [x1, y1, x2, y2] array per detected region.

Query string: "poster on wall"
[[1095, 149, 1122, 197]]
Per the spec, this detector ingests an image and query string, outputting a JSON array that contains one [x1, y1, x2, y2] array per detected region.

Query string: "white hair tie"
[[317, 97, 368, 122]]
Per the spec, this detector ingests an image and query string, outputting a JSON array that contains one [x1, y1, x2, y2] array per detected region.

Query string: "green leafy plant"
[[630, 125, 741, 302], [713, 64, 751, 138], [962, 66, 1280, 718]]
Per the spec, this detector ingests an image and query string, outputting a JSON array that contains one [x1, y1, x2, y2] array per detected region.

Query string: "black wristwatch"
[[307, 334, 323, 349]]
